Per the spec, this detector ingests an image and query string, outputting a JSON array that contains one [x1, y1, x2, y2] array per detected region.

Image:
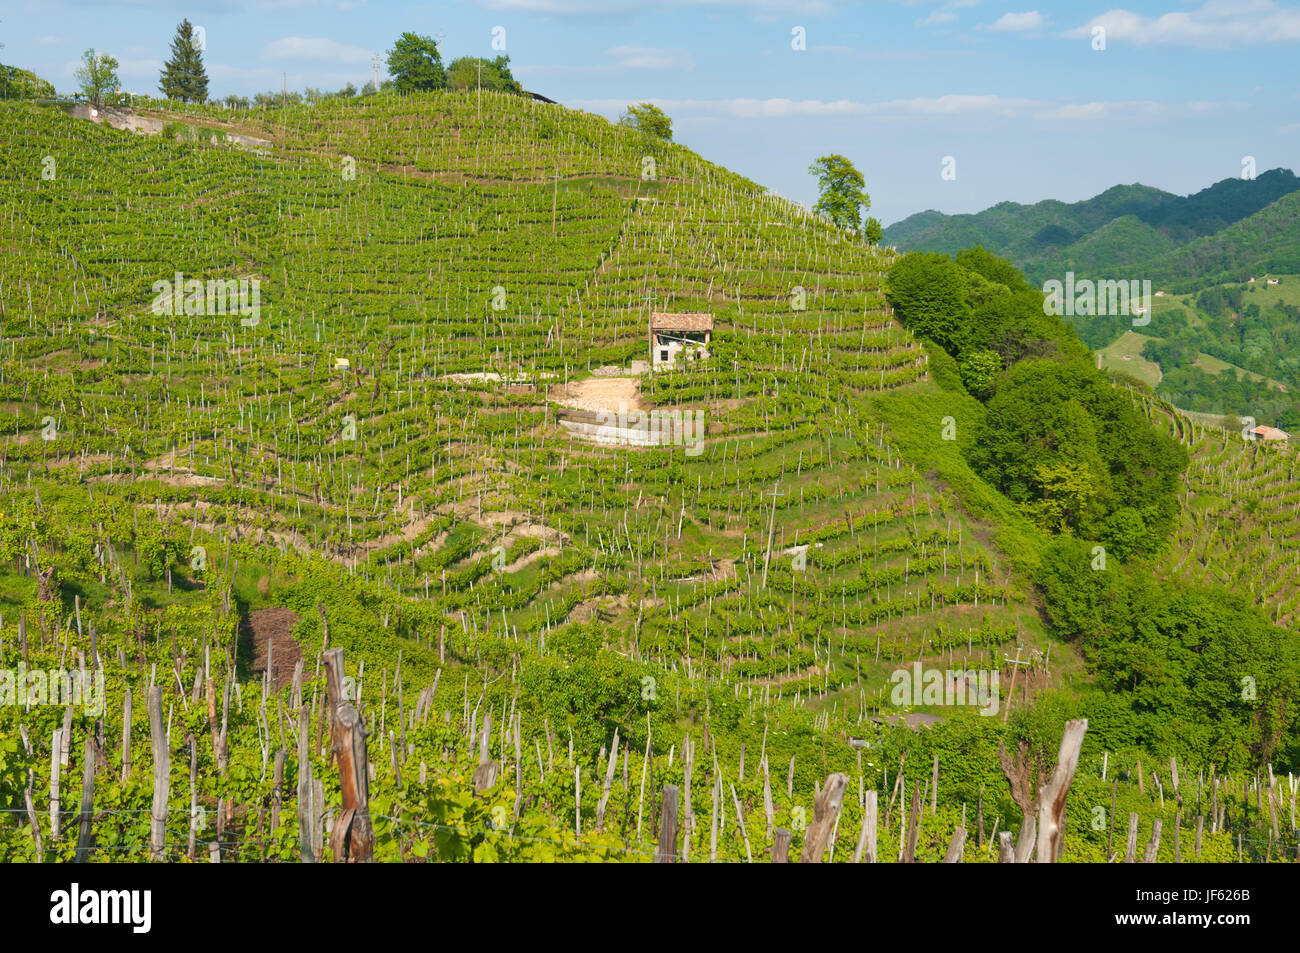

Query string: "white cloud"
[[990, 10, 1043, 31], [254, 0, 369, 9], [206, 63, 277, 84], [113, 58, 165, 81], [477, 0, 833, 12], [569, 94, 1220, 122], [916, 0, 979, 27], [37, 35, 64, 46], [264, 37, 373, 65], [605, 45, 694, 69], [1064, 1, 1300, 47]]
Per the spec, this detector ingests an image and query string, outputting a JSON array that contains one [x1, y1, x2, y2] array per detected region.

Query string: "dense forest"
[[884, 170, 1300, 291], [886, 248, 1300, 772]]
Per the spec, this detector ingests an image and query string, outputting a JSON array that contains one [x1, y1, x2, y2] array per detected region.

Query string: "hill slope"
[[884, 168, 1300, 288], [0, 93, 1291, 864]]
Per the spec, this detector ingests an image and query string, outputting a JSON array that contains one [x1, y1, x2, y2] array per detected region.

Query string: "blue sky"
[[3, 0, 1298, 224]]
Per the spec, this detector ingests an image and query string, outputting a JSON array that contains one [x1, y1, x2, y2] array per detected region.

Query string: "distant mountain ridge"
[[884, 169, 1300, 290]]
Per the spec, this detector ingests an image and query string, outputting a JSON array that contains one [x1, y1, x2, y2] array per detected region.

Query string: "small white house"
[[334, 357, 350, 371], [649, 312, 712, 370]]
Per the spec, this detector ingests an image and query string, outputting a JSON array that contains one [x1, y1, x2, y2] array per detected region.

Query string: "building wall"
[[650, 331, 710, 370]]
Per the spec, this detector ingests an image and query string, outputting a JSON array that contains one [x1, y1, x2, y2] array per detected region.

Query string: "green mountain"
[[885, 168, 1300, 289], [1145, 190, 1300, 286]]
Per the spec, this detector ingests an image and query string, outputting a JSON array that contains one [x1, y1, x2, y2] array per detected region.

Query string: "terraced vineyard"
[[1155, 402, 1300, 627], [0, 93, 1291, 865]]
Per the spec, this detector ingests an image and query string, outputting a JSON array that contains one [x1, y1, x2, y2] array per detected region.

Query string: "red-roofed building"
[[1250, 425, 1290, 442], [649, 312, 712, 370]]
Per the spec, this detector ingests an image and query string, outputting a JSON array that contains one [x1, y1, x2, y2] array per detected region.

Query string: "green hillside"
[[1145, 191, 1300, 289], [885, 168, 1300, 289], [1, 94, 1296, 864]]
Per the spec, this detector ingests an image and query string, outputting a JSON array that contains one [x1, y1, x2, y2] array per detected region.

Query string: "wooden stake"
[[853, 790, 877, 863], [148, 686, 169, 861], [1034, 717, 1088, 863], [74, 735, 95, 862], [771, 827, 791, 862], [654, 785, 678, 862], [943, 825, 966, 863], [801, 772, 848, 863], [324, 647, 374, 862], [1142, 819, 1163, 862]]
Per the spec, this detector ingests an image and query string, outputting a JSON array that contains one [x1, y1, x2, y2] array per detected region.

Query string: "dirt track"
[[549, 377, 646, 413]]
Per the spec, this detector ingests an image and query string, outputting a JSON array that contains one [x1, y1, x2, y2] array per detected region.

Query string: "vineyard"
[[1150, 398, 1300, 627], [0, 92, 1296, 864]]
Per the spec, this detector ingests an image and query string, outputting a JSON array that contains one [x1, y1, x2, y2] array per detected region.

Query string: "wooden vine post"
[[74, 735, 96, 862], [771, 828, 792, 862], [148, 686, 169, 862], [1034, 718, 1088, 863], [324, 646, 374, 862], [800, 772, 847, 863], [654, 785, 679, 863]]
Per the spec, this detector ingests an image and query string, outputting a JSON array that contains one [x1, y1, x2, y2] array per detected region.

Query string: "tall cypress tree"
[[159, 20, 208, 103]]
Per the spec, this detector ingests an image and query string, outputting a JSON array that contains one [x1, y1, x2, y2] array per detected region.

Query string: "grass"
[[1097, 331, 1162, 388]]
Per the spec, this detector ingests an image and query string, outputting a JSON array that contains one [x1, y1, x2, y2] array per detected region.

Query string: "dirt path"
[[549, 377, 646, 413]]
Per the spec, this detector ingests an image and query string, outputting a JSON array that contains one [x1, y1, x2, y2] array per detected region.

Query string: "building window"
[[660, 350, 669, 361]]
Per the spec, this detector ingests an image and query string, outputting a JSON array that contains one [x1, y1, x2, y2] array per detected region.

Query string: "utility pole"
[[761, 483, 785, 589], [373, 54, 379, 95], [1001, 646, 1030, 723]]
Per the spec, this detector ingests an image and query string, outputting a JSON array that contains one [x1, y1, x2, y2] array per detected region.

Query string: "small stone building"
[[1250, 424, 1289, 442], [649, 312, 712, 370]]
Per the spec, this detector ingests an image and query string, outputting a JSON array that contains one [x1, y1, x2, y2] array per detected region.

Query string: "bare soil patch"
[[244, 607, 302, 689], [549, 377, 646, 414]]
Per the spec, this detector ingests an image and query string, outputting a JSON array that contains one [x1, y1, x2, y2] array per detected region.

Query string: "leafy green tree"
[[386, 32, 445, 94], [446, 55, 522, 94], [1276, 406, 1300, 431], [808, 154, 869, 233], [158, 19, 208, 103], [1029, 459, 1102, 535], [957, 348, 1002, 398], [1035, 537, 1131, 647], [619, 102, 672, 141], [968, 359, 1186, 554], [75, 49, 119, 108], [863, 216, 883, 246], [0, 64, 54, 100], [1092, 585, 1300, 768], [886, 252, 971, 355], [955, 246, 1032, 292]]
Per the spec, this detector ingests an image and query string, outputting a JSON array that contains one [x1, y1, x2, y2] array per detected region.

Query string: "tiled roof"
[[650, 312, 713, 331]]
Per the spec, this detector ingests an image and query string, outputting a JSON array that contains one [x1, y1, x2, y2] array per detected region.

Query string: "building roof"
[[1251, 425, 1289, 439], [650, 311, 713, 332]]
